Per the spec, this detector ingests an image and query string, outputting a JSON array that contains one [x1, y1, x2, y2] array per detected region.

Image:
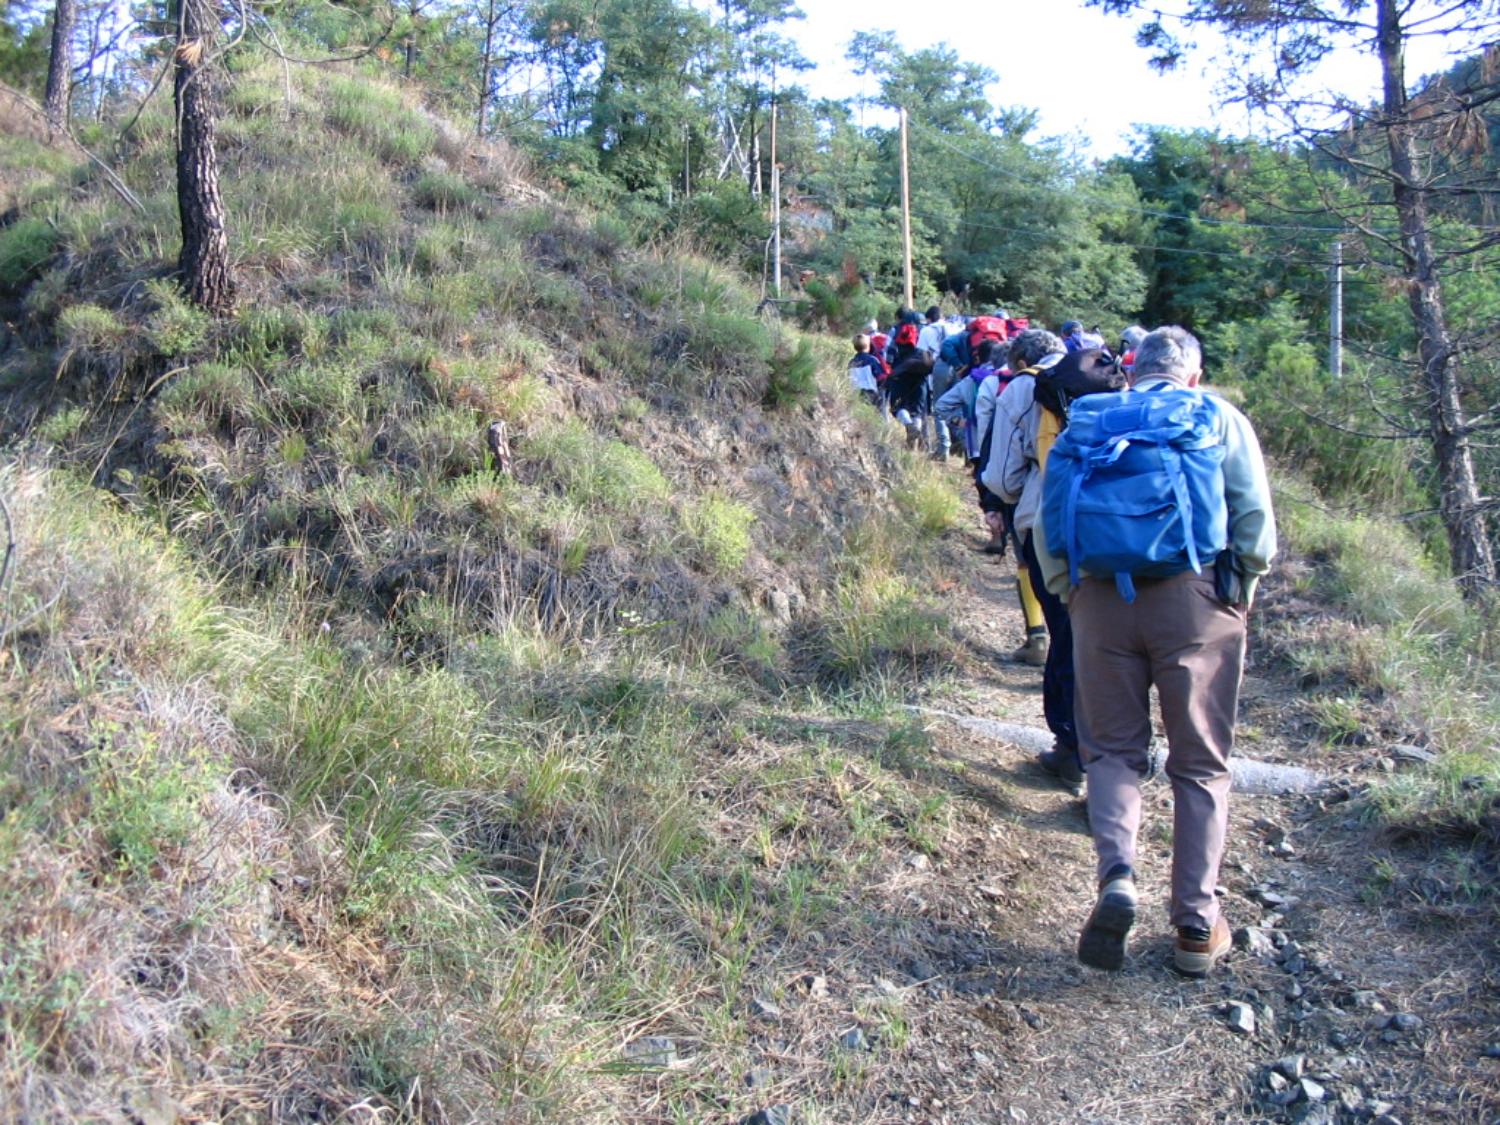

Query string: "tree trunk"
[[404, 0, 418, 78], [43, 0, 75, 128], [174, 0, 235, 315], [476, 0, 495, 136], [1376, 0, 1494, 597]]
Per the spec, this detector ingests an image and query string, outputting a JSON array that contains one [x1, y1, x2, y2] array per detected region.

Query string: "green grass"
[[894, 459, 966, 536], [325, 75, 437, 165], [683, 493, 755, 573], [1266, 468, 1500, 895], [0, 218, 59, 290], [0, 55, 1006, 1119], [56, 304, 127, 352]]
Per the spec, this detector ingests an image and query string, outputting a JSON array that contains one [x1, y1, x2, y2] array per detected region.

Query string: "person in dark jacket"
[[886, 321, 934, 449]]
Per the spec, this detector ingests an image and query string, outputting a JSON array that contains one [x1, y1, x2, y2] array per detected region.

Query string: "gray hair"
[[1008, 329, 1065, 370], [1120, 324, 1148, 351], [1132, 326, 1202, 381]]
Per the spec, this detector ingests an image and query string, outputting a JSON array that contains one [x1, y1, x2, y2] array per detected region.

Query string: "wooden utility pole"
[[1329, 238, 1343, 379], [899, 106, 913, 310], [771, 101, 781, 299]]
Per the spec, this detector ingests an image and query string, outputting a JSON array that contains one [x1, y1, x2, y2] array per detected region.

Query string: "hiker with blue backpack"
[[1033, 326, 1276, 978]]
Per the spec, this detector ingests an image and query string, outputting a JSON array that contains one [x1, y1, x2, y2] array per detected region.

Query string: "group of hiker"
[[850, 310, 1277, 977]]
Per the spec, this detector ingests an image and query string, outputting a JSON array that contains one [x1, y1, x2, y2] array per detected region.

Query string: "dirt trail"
[[845, 526, 1499, 1124]]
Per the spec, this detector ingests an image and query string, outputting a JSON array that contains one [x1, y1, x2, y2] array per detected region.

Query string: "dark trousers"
[[1023, 530, 1077, 754]]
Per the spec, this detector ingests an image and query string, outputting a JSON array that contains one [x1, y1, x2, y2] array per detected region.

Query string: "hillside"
[[1, 58, 1498, 1125]]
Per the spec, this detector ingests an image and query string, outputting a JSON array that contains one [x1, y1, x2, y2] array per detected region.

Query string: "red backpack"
[[967, 315, 1007, 352], [869, 331, 891, 378], [895, 322, 920, 348], [1005, 316, 1030, 338]]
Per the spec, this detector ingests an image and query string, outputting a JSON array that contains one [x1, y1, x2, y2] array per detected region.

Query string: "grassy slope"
[[0, 61, 978, 1120], [0, 54, 1495, 1123]]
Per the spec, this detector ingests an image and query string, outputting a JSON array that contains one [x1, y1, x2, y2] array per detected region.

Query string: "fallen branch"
[[0, 82, 146, 215]]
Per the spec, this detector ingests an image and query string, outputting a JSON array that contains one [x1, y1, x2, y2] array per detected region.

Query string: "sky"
[[782, 0, 1475, 158]]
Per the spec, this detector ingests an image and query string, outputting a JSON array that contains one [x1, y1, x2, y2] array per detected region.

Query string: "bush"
[[427, 358, 551, 424], [143, 278, 211, 357], [822, 573, 952, 680], [157, 362, 257, 432], [523, 421, 671, 510], [233, 305, 329, 368], [1213, 303, 1425, 515], [57, 304, 128, 352], [683, 494, 755, 573], [894, 462, 965, 536], [336, 199, 401, 250], [676, 181, 770, 263], [269, 359, 359, 421], [37, 404, 89, 444], [766, 337, 818, 408], [413, 169, 483, 213], [0, 218, 59, 291]]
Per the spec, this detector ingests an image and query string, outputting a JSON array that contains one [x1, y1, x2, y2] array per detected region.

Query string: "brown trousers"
[[1070, 570, 1247, 931]]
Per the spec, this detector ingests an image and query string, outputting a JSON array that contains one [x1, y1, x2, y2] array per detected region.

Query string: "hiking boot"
[[1174, 917, 1232, 978], [1077, 874, 1137, 971], [1009, 632, 1048, 666], [981, 531, 1007, 556], [1038, 745, 1085, 794]]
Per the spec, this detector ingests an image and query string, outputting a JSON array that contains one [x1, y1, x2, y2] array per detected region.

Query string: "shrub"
[[36, 404, 89, 444], [701, 604, 781, 680], [57, 304, 128, 352], [269, 359, 359, 421], [233, 305, 329, 368], [894, 462, 965, 536], [523, 421, 671, 510], [87, 727, 212, 879], [157, 363, 257, 432], [766, 337, 818, 408], [1214, 303, 1425, 514], [683, 494, 755, 573], [143, 278, 211, 357], [412, 222, 467, 275], [402, 405, 486, 480], [413, 169, 483, 213], [0, 218, 59, 290], [822, 573, 953, 680], [428, 358, 550, 424], [336, 199, 401, 250]]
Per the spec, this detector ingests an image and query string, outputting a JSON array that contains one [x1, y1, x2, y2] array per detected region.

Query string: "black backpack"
[[1033, 348, 1128, 420]]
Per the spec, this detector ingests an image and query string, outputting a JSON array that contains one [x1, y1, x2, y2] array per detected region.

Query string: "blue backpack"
[[1042, 386, 1228, 602], [939, 333, 969, 371]]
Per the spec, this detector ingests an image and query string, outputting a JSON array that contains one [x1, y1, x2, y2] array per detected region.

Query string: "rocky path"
[[836, 530, 1500, 1125]]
